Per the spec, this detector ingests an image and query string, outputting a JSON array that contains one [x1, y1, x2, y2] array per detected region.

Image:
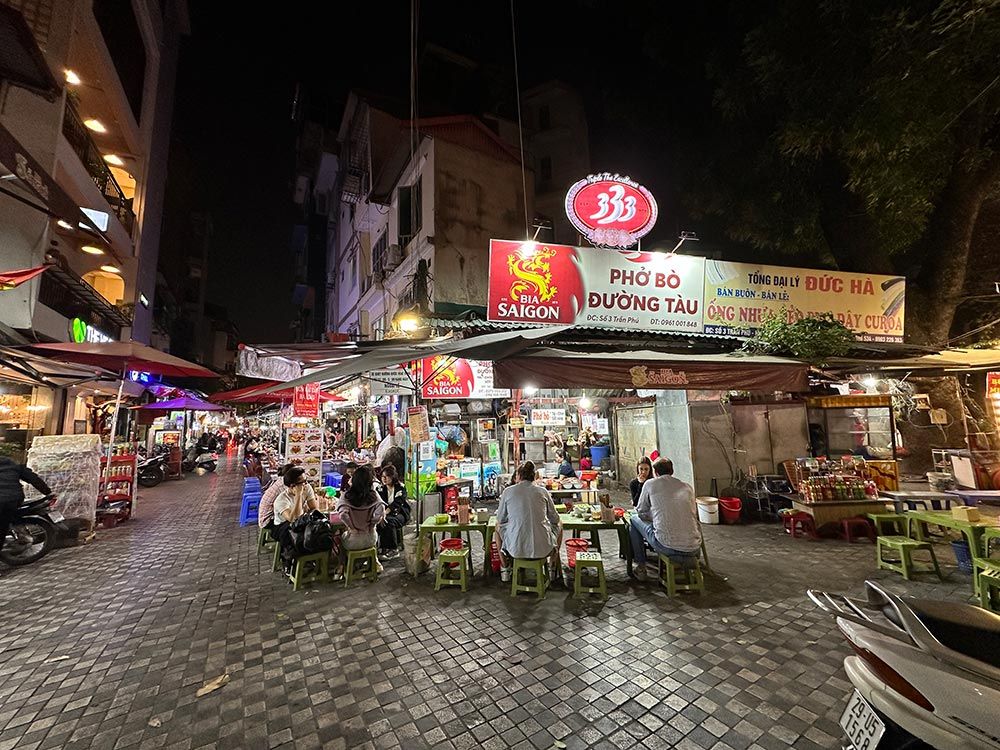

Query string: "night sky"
[[170, 2, 725, 343]]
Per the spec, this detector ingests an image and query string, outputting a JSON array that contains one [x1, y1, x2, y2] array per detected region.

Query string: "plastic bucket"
[[566, 538, 589, 568], [951, 539, 973, 574], [719, 496, 742, 524], [439, 537, 467, 568], [696, 497, 720, 524], [590, 445, 610, 467]]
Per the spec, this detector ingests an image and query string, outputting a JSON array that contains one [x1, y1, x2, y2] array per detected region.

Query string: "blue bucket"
[[590, 445, 610, 467], [951, 540, 973, 574]]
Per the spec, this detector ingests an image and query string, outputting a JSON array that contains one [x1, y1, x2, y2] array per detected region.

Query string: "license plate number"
[[47, 511, 64, 523], [840, 690, 885, 749]]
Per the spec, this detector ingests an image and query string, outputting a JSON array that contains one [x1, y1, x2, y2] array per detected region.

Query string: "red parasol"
[[0, 264, 50, 290], [19, 341, 217, 378], [210, 381, 346, 404]]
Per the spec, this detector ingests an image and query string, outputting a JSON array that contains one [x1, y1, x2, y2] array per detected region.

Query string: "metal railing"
[[37, 267, 128, 339], [61, 100, 136, 236]]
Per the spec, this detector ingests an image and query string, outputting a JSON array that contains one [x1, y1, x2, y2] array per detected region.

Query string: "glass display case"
[[806, 395, 897, 460]]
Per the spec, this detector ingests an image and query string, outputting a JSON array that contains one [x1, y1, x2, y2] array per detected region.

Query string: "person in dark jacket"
[[375, 464, 410, 556], [0, 457, 55, 549], [629, 456, 653, 507]]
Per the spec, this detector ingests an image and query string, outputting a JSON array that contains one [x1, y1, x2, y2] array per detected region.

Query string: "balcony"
[[61, 99, 135, 236], [37, 265, 132, 340]]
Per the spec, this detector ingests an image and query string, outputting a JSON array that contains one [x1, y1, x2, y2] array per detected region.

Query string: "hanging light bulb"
[[579, 395, 592, 410]]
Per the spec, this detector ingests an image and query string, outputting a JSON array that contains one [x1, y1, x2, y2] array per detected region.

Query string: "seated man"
[[495, 461, 563, 583], [629, 458, 701, 580]]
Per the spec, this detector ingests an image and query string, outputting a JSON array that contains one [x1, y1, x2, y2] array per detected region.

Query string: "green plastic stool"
[[511, 558, 549, 599], [980, 570, 1000, 612], [573, 551, 607, 599], [287, 552, 329, 591], [435, 548, 470, 592], [867, 512, 909, 537], [658, 554, 705, 596], [257, 526, 276, 554], [344, 547, 379, 587], [876, 536, 942, 580], [272, 543, 282, 572]]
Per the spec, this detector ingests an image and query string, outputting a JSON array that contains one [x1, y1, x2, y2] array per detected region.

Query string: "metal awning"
[[492, 348, 810, 392], [45, 264, 134, 328], [0, 345, 116, 388], [243, 326, 571, 396]]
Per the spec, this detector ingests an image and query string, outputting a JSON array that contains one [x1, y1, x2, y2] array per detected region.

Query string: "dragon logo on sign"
[[507, 245, 558, 303]]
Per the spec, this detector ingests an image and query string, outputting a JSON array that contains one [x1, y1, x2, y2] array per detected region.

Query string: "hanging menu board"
[[284, 427, 323, 486]]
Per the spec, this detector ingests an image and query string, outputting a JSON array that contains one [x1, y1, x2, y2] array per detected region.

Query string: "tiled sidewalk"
[[0, 462, 980, 750]]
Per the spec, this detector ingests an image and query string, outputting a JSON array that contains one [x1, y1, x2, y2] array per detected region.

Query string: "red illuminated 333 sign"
[[565, 173, 658, 248]]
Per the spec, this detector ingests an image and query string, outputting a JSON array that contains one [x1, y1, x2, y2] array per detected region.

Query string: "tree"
[[687, 0, 1000, 345]]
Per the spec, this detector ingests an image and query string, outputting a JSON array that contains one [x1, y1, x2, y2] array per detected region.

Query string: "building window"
[[538, 104, 551, 131], [397, 176, 422, 248], [371, 232, 388, 276], [540, 156, 552, 183]]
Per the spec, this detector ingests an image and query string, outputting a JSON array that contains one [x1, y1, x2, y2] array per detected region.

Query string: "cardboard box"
[[951, 505, 981, 522]]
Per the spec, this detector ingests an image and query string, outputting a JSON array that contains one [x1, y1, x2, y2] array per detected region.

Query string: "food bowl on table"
[[434, 513, 450, 524]]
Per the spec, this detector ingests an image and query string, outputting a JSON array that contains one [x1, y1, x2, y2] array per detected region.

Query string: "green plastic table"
[[906, 510, 1000, 556], [415, 517, 496, 577]]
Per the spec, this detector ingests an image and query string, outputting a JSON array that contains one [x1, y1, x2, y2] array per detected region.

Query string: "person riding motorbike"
[[0, 456, 56, 549]]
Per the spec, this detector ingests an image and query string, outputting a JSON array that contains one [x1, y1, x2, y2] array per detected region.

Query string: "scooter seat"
[[907, 598, 1000, 668]]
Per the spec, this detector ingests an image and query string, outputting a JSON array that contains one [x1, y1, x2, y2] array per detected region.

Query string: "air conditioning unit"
[[383, 244, 402, 271]]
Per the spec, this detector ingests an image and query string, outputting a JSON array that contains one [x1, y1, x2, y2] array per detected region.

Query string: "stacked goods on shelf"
[[27, 434, 102, 527]]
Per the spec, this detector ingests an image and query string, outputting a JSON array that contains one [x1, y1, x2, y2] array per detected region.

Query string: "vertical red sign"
[[293, 382, 320, 417]]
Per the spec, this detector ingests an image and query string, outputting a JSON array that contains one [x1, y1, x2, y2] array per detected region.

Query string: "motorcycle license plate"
[[47, 511, 64, 523], [840, 690, 885, 749]]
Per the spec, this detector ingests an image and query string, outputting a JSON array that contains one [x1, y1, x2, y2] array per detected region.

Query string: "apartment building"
[[0, 0, 187, 344], [326, 93, 531, 341]]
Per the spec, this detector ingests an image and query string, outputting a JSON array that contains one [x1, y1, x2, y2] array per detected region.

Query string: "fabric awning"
[[137, 396, 227, 411], [492, 348, 809, 392], [244, 326, 570, 397]]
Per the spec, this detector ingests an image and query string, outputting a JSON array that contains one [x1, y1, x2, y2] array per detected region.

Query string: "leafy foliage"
[[687, 0, 1000, 342], [742, 309, 856, 363]]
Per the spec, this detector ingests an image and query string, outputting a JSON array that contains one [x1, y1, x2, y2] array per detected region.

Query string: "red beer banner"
[[487, 239, 705, 333], [292, 382, 320, 417], [420, 357, 510, 400]]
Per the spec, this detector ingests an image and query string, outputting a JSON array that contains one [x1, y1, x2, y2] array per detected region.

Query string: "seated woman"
[[258, 463, 293, 534], [376, 464, 410, 557], [629, 456, 652, 507], [556, 453, 576, 478], [273, 467, 319, 572], [335, 465, 386, 572], [495, 461, 563, 583]]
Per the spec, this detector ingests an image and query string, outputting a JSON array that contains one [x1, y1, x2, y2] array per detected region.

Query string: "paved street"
[[0, 461, 979, 750]]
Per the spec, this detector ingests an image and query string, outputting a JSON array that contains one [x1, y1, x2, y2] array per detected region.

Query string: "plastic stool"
[[511, 558, 549, 599], [272, 543, 282, 572], [435, 548, 470, 592], [288, 552, 329, 591], [658, 554, 704, 596], [785, 512, 818, 539], [867, 512, 909, 537], [344, 547, 379, 587], [257, 526, 276, 554], [573, 551, 607, 599], [841, 516, 875, 543], [239, 494, 261, 526], [876, 536, 942, 580], [980, 571, 1000, 613]]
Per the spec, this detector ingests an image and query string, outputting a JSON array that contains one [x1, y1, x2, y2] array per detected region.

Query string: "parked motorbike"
[[809, 580, 1000, 749], [137, 453, 167, 487], [1, 494, 68, 566], [182, 447, 218, 473]]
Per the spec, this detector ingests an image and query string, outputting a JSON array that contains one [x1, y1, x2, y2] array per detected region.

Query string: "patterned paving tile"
[[0, 458, 985, 748]]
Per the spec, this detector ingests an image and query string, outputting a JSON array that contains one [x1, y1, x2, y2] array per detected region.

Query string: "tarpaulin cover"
[[27, 434, 101, 525], [493, 349, 809, 392]]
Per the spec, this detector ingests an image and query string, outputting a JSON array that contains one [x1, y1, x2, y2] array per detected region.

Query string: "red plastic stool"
[[786, 512, 819, 539], [840, 516, 875, 543]]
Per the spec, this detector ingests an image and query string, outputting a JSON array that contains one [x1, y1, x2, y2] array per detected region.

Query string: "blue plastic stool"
[[244, 479, 261, 490], [323, 472, 342, 489], [239, 493, 261, 526]]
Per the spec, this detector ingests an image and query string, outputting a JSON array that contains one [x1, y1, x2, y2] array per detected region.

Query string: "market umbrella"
[[209, 381, 346, 404], [17, 341, 217, 486], [137, 396, 228, 412]]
